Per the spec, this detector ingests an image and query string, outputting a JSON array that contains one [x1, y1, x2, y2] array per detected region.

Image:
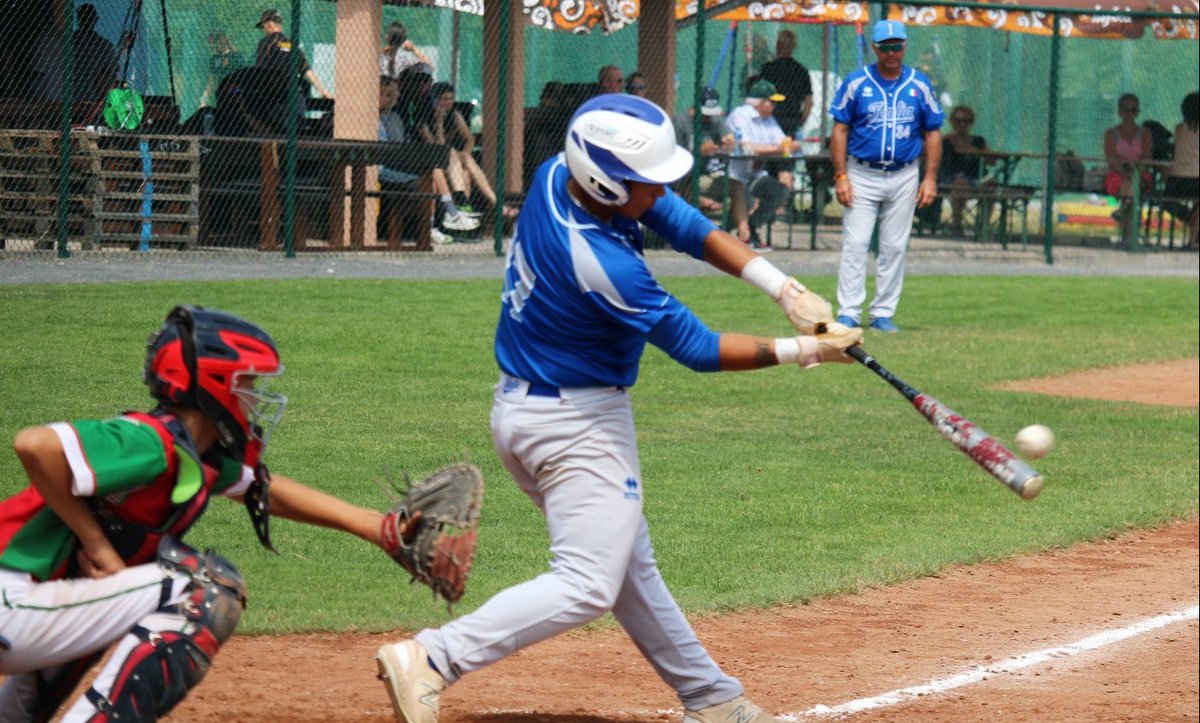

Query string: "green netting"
[[29, 4, 1199, 159], [1, 2, 1195, 256]]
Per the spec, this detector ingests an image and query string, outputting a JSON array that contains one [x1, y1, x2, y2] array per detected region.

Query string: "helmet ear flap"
[[564, 130, 630, 206]]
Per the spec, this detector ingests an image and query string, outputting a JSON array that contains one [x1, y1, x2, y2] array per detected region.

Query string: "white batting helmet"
[[563, 93, 694, 206]]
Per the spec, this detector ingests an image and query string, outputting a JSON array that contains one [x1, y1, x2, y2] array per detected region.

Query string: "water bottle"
[[734, 128, 750, 156]]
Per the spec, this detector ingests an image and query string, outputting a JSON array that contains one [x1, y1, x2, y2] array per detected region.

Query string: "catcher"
[[0, 305, 481, 722]]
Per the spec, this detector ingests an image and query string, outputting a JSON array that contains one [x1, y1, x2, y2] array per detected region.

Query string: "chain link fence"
[[1, 2, 1196, 259]]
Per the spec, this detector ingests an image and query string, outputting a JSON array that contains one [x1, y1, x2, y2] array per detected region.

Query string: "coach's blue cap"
[[872, 20, 907, 43]]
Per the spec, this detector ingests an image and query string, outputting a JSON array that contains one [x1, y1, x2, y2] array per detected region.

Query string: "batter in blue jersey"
[[375, 95, 863, 723], [828, 20, 943, 335]]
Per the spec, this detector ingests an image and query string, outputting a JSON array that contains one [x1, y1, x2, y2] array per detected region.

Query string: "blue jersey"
[[830, 64, 943, 166], [495, 155, 722, 389]]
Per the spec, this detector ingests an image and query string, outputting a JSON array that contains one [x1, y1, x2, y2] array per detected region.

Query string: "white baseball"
[[1015, 424, 1054, 460]]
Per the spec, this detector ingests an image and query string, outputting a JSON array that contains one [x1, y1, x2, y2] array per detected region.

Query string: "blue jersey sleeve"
[[914, 71, 945, 131], [645, 303, 722, 372], [829, 71, 864, 126], [641, 187, 717, 260]]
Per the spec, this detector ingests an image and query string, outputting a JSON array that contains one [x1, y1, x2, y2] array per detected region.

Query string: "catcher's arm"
[[242, 473, 407, 548]]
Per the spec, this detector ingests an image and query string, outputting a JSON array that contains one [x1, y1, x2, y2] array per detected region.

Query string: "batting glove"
[[815, 322, 863, 364], [776, 278, 834, 336]]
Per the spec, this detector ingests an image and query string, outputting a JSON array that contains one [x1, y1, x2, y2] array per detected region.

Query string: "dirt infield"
[[997, 358, 1199, 408], [173, 518, 1197, 722], [168, 361, 1198, 723]]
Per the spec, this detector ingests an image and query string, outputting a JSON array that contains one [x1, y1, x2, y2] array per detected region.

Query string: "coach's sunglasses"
[[875, 43, 906, 53]]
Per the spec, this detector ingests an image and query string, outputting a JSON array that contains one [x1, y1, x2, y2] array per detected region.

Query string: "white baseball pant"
[[836, 162, 920, 323], [0, 564, 192, 723], [414, 374, 744, 710]]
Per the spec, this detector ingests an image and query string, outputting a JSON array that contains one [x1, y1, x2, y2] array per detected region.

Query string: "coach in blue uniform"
[[375, 95, 862, 723], [830, 20, 943, 334]]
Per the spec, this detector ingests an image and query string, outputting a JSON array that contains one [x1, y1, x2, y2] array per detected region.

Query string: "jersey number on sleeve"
[[501, 239, 535, 323]]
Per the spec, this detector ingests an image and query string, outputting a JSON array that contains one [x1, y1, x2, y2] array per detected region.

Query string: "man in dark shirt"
[[32, 3, 117, 102], [73, 4, 117, 103], [758, 30, 813, 181], [253, 8, 331, 115], [758, 29, 813, 139]]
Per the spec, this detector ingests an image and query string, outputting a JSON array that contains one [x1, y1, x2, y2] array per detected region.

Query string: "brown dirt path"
[[172, 517, 1197, 723], [997, 358, 1199, 407]]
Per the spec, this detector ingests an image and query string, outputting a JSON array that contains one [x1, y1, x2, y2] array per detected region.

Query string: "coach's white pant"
[[415, 377, 743, 710], [0, 564, 191, 723], [836, 162, 920, 323]]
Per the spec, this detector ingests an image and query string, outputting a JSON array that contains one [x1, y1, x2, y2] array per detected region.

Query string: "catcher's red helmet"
[[144, 305, 285, 467]]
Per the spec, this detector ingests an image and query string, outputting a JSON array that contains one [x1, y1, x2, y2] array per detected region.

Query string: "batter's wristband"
[[776, 337, 819, 367], [740, 256, 788, 300]]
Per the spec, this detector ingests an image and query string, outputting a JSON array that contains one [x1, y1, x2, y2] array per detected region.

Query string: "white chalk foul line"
[[783, 604, 1199, 720]]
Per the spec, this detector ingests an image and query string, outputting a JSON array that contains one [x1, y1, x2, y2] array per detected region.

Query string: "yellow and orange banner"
[[430, 1, 869, 34], [888, 2, 1198, 40], [700, 1, 869, 25]]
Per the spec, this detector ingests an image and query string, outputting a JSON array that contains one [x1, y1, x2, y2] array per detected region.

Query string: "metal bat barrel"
[[911, 393, 1044, 499], [847, 346, 1043, 500]]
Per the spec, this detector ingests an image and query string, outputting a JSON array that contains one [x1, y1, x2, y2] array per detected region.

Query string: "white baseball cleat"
[[682, 695, 781, 723], [441, 213, 480, 232], [376, 640, 447, 723]]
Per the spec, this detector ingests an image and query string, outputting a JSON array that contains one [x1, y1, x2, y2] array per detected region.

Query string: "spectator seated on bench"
[[379, 76, 478, 241], [419, 81, 518, 225], [1161, 92, 1198, 250], [932, 105, 995, 236]]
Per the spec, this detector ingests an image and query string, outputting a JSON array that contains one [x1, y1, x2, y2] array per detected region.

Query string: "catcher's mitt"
[[380, 463, 483, 605]]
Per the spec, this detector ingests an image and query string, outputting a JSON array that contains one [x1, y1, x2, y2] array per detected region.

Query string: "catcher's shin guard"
[[81, 538, 246, 722]]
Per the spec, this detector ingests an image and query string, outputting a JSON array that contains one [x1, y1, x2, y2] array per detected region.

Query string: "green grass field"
[[1, 275, 1196, 633]]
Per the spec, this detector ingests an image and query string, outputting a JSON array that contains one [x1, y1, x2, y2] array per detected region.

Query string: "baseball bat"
[[846, 346, 1043, 500]]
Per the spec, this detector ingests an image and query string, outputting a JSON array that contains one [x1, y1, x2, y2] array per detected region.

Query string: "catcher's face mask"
[[232, 369, 287, 452]]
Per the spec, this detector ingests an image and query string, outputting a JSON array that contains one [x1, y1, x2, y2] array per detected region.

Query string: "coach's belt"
[[851, 157, 914, 171]]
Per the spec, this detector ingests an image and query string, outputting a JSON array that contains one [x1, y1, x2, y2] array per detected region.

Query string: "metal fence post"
[[57, 7, 76, 259], [1041, 13, 1061, 266], [493, 0, 511, 257], [282, 0, 303, 258]]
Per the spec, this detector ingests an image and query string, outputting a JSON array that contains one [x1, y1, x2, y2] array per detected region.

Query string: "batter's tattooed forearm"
[[756, 342, 774, 367]]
